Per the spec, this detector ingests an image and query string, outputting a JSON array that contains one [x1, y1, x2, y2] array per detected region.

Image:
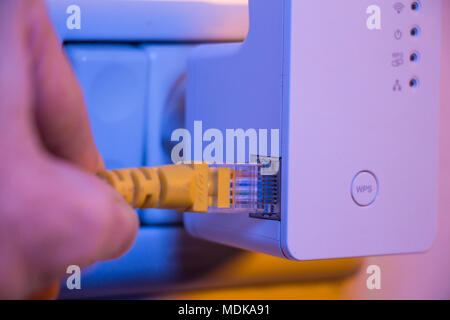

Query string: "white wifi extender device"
[[184, 0, 442, 260]]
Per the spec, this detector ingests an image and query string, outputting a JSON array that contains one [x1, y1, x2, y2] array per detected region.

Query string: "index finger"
[[26, 0, 103, 173]]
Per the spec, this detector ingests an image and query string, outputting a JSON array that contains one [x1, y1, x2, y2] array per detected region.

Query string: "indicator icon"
[[393, 2, 405, 14], [392, 52, 404, 67], [393, 80, 402, 92]]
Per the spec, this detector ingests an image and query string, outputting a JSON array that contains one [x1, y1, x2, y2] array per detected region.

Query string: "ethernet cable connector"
[[97, 157, 281, 220]]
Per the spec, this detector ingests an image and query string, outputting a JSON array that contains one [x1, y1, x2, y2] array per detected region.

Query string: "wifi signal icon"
[[393, 2, 405, 14]]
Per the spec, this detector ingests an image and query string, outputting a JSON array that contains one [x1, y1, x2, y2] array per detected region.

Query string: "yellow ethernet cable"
[[97, 160, 281, 219]]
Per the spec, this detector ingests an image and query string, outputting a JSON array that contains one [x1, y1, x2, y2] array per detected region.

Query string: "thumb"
[[4, 157, 139, 298]]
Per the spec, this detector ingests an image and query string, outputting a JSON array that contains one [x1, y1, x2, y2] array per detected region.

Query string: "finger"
[[0, 1, 33, 138], [6, 157, 139, 297], [36, 158, 139, 262], [26, 0, 103, 173]]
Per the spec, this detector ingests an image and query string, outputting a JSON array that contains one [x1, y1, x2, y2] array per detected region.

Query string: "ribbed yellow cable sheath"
[[97, 163, 232, 213]]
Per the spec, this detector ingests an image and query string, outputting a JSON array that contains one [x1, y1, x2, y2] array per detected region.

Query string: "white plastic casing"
[[185, 0, 442, 260]]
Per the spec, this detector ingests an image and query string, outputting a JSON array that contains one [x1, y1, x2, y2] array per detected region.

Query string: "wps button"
[[351, 171, 379, 207]]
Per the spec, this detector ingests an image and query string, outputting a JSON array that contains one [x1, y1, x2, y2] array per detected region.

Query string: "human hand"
[[0, 0, 139, 299]]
